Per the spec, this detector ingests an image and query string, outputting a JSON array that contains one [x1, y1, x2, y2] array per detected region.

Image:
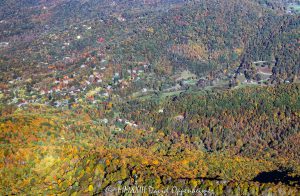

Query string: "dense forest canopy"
[[0, 0, 299, 195]]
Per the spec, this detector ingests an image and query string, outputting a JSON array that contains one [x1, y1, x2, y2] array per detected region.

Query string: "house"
[[0, 42, 9, 48], [54, 87, 61, 92], [115, 127, 122, 132], [40, 90, 46, 95], [158, 109, 164, 113], [101, 118, 108, 124], [63, 57, 73, 63], [70, 86, 76, 91], [174, 115, 184, 121], [117, 15, 126, 22], [98, 37, 105, 43], [248, 80, 258, 85]]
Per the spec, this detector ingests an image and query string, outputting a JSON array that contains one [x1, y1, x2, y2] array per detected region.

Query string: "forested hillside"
[[0, 0, 299, 195], [1, 84, 299, 194], [241, 14, 300, 81]]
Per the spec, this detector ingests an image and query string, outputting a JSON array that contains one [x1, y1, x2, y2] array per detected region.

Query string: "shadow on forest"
[[253, 170, 300, 186]]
